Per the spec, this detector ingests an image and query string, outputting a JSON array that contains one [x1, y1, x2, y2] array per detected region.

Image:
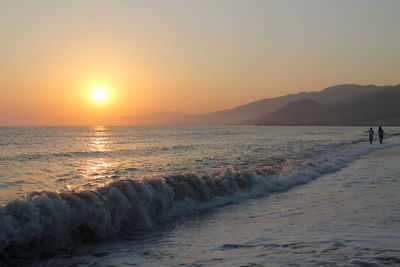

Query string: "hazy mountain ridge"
[[116, 84, 398, 125], [244, 100, 343, 125], [249, 86, 400, 125]]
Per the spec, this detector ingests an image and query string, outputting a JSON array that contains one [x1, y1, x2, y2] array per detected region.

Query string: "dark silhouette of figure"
[[365, 127, 374, 144], [378, 126, 385, 144]]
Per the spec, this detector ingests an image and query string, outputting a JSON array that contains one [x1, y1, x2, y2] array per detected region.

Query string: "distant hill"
[[249, 86, 400, 125], [246, 100, 343, 125], [337, 88, 400, 124], [115, 84, 398, 125]]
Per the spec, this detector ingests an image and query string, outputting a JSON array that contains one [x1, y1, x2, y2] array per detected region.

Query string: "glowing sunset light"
[[0, 1, 399, 126], [91, 88, 108, 103]]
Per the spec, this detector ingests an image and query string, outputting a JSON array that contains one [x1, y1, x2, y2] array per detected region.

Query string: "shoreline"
[[1, 130, 399, 264], [33, 138, 400, 266]]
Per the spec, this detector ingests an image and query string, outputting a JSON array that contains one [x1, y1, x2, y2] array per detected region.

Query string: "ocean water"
[[0, 126, 399, 265]]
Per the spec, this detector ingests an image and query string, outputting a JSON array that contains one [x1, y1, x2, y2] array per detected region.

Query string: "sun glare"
[[91, 88, 108, 102]]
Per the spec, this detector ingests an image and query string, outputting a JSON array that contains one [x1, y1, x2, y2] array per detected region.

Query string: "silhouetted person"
[[365, 127, 374, 144], [378, 126, 385, 144]]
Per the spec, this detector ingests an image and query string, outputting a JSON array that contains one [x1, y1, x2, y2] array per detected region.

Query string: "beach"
[[32, 138, 400, 266], [1, 127, 399, 266], [2, 1, 400, 265]]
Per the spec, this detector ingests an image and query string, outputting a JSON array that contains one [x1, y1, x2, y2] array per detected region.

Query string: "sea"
[[0, 126, 399, 266]]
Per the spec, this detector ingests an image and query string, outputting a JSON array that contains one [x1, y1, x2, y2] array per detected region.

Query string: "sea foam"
[[0, 140, 398, 259]]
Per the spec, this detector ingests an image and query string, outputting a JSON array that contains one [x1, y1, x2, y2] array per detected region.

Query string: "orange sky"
[[0, 1, 399, 125]]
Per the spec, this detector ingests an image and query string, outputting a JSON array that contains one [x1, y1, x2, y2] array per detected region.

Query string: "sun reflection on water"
[[67, 126, 120, 191], [89, 126, 109, 152]]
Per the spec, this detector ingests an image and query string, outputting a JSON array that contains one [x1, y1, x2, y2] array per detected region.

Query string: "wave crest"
[[0, 140, 398, 260]]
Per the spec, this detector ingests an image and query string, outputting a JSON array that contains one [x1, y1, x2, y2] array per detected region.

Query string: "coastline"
[[114, 144, 400, 266], [22, 139, 400, 266]]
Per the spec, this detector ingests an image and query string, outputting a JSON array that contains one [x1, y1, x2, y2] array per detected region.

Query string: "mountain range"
[[249, 86, 400, 125], [113, 84, 400, 126]]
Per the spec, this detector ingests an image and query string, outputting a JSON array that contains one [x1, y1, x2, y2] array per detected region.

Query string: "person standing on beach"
[[378, 126, 385, 144], [365, 127, 375, 144]]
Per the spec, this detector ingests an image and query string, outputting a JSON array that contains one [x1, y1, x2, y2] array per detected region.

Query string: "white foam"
[[1, 139, 399, 259]]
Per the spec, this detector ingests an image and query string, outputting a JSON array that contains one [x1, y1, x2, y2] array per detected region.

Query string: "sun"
[[91, 87, 108, 102]]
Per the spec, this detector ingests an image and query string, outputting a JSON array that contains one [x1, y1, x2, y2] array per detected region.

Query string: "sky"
[[0, 0, 399, 125]]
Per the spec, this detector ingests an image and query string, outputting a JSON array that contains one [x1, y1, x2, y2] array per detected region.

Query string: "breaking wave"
[[0, 140, 399, 260]]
